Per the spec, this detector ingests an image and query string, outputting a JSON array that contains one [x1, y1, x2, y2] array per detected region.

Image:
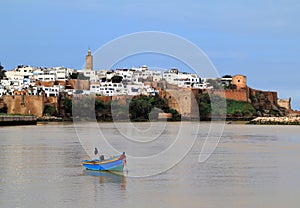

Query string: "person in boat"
[[119, 152, 126, 160], [100, 154, 105, 161], [94, 147, 104, 161], [94, 147, 99, 156]]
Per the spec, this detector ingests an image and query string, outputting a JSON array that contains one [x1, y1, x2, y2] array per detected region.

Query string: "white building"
[[53, 67, 73, 81], [83, 70, 98, 82], [42, 85, 64, 97], [90, 82, 127, 96], [5, 66, 34, 85], [152, 72, 163, 82], [33, 69, 56, 81], [115, 69, 133, 82], [163, 69, 201, 88], [193, 83, 213, 89]]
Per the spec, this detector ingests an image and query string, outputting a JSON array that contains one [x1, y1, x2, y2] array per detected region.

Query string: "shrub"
[[43, 105, 57, 116]]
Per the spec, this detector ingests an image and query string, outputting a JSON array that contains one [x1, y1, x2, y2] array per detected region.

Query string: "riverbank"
[[248, 116, 300, 125], [0, 115, 37, 126], [2, 114, 299, 126]]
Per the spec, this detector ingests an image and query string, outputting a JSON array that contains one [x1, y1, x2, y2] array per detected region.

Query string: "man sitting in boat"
[[119, 152, 126, 160], [94, 147, 98, 156], [100, 155, 105, 161], [94, 147, 105, 161]]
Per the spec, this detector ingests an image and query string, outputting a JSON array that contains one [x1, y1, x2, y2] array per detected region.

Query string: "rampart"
[[248, 88, 278, 106], [163, 88, 199, 119], [45, 96, 59, 111], [2, 95, 44, 117], [209, 89, 248, 102], [278, 98, 291, 110]]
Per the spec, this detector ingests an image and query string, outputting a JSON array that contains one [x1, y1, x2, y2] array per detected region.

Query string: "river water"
[[0, 122, 300, 208]]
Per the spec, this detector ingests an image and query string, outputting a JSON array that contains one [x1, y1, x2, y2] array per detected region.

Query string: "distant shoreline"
[[2, 115, 300, 126]]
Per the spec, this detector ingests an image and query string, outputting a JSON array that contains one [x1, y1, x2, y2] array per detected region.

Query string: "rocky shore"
[[37, 116, 72, 122], [248, 116, 300, 125]]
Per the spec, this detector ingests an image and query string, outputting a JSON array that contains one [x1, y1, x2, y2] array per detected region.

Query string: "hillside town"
[[0, 50, 213, 98], [0, 50, 296, 121]]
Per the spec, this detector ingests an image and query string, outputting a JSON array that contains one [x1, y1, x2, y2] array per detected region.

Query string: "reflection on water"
[[0, 123, 300, 208], [82, 170, 127, 189]]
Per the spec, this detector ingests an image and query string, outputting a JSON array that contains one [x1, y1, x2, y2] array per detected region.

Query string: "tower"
[[232, 74, 247, 90], [85, 49, 93, 71]]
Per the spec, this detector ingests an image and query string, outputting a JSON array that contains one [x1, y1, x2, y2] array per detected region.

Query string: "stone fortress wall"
[[2, 94, 44, 117], [0, 74, 293, 118]]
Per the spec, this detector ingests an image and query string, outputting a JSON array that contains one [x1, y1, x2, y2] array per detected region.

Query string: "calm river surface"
[[0, 122, 300, 208]]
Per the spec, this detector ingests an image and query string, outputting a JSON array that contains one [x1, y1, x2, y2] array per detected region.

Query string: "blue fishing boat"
[[82, 153, 126, 172]]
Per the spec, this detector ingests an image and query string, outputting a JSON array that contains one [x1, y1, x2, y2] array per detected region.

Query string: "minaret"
[[85, 49, 93, 71]]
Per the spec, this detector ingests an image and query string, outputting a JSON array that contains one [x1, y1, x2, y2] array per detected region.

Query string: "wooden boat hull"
[[82, 155, 125, 172]]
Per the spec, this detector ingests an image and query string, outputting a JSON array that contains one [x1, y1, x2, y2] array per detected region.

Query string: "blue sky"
[[1, 0, 300, 109]]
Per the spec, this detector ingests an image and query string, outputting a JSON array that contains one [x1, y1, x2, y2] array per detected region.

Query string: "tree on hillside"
[[198, 93, 212, 120], [0, 63, 6, 80], [128, 95, 180, 121], [111, 75, 123, 83]]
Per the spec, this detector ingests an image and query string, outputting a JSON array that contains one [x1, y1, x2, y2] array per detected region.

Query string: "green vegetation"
[[226, 99, 256, 117], [198, 93, 228, 119], [198, 93, 256, 120], [0, 64, 5, 80], [128, 95, 180, 121], [64, 97, 73, 116], [63, 94, 180, 121], [111, 75, 123, 83], [198, 93, 212, 119], [0, 105, 7, 114], [95, 99, 112, 121], [43, 105, 57, 116], [54, 93, 258, 121], [129, 96, 153, 121]]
